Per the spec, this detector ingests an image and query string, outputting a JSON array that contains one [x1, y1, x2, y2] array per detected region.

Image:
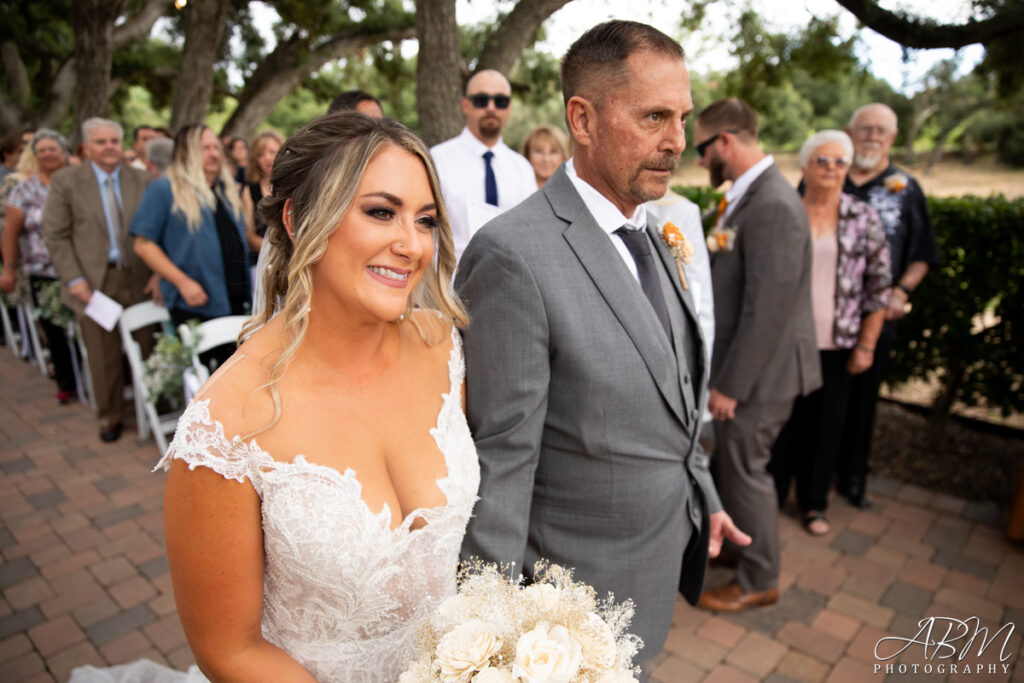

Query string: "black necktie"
[[483, 150, 498, 206], [615, 226, 672, 341]]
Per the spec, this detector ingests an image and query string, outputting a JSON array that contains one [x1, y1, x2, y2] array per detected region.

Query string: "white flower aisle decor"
[[33, 279, 75, 328], [399, 562, 642, 683], [142, 320, 201, 409]]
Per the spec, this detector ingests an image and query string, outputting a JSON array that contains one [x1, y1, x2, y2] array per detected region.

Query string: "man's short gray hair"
[[800, 129, 853, 169], [146, 137, 174, 173], [81, 117, 124, 143]]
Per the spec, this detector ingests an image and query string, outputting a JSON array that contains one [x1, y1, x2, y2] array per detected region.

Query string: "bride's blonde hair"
[[241, 112, 467, 436]]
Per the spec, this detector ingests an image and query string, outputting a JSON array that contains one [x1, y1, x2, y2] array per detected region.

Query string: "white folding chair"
[[68, 321, 93, 408], [0, 302, 19, 358], [118, 301, 179, 452], [178, 315, 248, 393], [18, 300, 49, 376]]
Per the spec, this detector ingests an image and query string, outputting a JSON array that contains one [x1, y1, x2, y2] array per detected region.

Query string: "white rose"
[[437, 594, 470, 622], [436, 620, 502, 681], [522, 583, 562, 613], [472, 667, 517, 683], [512, 621, 584, 683], [574, 612, 617, 671]]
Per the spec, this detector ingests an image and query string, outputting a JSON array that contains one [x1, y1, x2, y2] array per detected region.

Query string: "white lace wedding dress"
[[70, 330, 479, 683]]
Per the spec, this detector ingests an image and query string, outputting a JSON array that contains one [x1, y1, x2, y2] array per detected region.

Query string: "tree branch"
[[0, 42, 31, 108], [113, 0, 176, 49], [477, 0, 572, 75], [833, 0, 1024, 49]]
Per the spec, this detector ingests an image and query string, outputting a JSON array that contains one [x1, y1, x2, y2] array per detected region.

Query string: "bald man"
[[430, 69, 536, 259], [837, 103, 939, 507]]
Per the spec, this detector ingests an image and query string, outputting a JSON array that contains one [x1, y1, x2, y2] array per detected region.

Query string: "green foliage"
[[143, 321, 202, 409], [670, 185, 724, 234], [887, 195, 1024, 417], [265, 87, 330, 137], [32, 280, 75, 329]]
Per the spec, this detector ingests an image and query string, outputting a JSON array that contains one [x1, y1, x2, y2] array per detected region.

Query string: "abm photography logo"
[[874, 616, 1015, 676]]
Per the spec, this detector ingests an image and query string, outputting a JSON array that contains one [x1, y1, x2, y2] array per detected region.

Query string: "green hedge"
[[671, 185, 1024, 417]]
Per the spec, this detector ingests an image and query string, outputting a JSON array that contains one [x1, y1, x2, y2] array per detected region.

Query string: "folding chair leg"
[[1, 304, 18, 357]]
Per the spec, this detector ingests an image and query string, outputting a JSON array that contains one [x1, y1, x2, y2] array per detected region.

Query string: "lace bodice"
[[156, 330, 479, 682]]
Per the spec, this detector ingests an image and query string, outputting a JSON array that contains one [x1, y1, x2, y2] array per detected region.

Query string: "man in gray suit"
[[693, 98, 822, 612], [43, 117, 155, 443], [457, 21, 748, 670]]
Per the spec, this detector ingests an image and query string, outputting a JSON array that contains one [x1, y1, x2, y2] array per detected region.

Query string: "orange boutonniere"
[[659, 221, 692, 290], [884, 173, 908, 193], [706, 225, 736, 253]]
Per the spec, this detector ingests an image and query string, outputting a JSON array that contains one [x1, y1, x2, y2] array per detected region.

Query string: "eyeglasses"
[[811, 155, 850, 169], [467, 93, 511, 109], [695, 129, 737, 158], [852, 124, 892, 137]]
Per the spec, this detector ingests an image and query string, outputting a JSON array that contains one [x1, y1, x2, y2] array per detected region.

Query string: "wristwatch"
[[896, 283, 912, 297]]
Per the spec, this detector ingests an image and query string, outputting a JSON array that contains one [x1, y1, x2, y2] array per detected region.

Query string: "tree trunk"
[[833, 0, 1024, 49], [476, 0, 573, 76], [71, 0, 121, 147], [170, 0, 232, 131], [415, 0, 463, 146], [902, 102, 937, 166], [220, 26, 416, 141]]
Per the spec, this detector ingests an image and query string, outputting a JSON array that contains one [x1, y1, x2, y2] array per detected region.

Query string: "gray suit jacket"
[[456, 166, 720, 659], [710, 163, 822, 402], [42, 162, 152, 315]]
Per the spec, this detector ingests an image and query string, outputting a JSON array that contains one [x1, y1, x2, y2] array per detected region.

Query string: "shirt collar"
[[458, 126, 507, 156], [725, 154, 774, 207], [565, 158, 647, 236], [90, 161, 121, 184]]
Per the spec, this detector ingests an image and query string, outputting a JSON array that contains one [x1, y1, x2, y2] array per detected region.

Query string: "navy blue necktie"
[[483, 150, 498, 206], [615, 226, 673, 342]]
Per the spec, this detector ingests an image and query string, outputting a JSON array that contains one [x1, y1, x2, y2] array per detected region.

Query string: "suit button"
[[691, 409, 699, 421]]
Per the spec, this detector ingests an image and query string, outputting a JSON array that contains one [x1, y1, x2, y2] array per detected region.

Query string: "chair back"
[[118, 301, 175, 451]]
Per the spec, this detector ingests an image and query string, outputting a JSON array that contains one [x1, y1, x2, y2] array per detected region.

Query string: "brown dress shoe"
[[697, 581, 778, 612]]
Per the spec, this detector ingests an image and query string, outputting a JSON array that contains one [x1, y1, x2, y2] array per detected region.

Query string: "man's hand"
[[144, 273, 163, 306], [178, 278, 208, 308], [886, 287, 909, 321], [0, 268, 15, 294], [69, 280, 92, 305], [708, 510, 751, 558], [708, 388, 738, 421], [847, 347, 874, 375]]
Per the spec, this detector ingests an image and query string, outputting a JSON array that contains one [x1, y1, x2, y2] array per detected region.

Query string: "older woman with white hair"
[[771, 129, 892, 536], [0, 129, 78, 403]]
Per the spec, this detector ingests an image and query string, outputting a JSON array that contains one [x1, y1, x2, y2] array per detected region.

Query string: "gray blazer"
[[456, 166, 720, 658], [42, 162, 152, 315], [710, 163, 822, 402]]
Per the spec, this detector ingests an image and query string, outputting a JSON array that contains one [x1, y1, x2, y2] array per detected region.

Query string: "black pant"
[[169, 309, 237, 372], [30, 277, 77, 393], [835, 333, 894, 494], [771, 349, 854, 512]]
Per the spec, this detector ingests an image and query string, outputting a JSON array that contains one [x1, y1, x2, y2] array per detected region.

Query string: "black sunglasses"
[[695, 129, 738, 158], [467, 93, 511, 109]]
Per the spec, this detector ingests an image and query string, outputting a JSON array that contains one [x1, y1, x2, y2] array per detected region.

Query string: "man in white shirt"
[[430, 70, 536, 260]]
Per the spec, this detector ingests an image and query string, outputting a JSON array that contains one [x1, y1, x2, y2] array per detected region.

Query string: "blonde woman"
[[520, 124, 569, 188], [130, 124, 249, 329], [241, 130, 283, 259], [156, 113, 477, 682]]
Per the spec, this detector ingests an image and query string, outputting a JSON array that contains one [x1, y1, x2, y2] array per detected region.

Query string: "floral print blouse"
[[831, 193, 892, 348], [7, 175, 58, 279]]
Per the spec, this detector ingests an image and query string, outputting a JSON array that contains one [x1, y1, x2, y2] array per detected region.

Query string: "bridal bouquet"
[[399, 561, 641, 683]]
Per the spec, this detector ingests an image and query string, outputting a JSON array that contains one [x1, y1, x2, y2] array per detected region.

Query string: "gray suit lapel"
[[545, 169, 687, 427]]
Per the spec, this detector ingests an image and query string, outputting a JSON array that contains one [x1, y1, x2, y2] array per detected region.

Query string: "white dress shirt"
[[722, 154, 774, 223], [564, 157, 647, 283], [431, 127, 537, 260], [645, 191, 714, 372]]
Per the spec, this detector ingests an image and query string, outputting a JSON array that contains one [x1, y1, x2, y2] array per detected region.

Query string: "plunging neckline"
[[159, 329, 464, 535]]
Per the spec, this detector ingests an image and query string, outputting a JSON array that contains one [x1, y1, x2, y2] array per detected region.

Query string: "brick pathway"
[[1, 347, 1022, 682]]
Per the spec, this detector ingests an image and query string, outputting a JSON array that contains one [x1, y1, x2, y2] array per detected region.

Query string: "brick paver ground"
[[1, 346, 1021, 682]]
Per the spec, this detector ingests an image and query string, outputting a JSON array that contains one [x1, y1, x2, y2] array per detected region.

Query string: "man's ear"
[[566, 95, 594, 149], [460, 97, 472, 119]]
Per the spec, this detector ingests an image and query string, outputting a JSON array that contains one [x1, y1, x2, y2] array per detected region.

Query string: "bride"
[[87, 113, 477, 682]]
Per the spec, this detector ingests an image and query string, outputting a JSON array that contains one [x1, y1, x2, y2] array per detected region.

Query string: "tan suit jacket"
[[42, 162, 152, 315]]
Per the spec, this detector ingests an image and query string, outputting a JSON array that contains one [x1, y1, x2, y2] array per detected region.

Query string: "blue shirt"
[[90, 161, 124, 263], [129, 176, 249, 318]]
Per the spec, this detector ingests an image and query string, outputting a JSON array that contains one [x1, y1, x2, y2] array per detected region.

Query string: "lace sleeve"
[[154, 399, 264, 493]]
